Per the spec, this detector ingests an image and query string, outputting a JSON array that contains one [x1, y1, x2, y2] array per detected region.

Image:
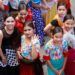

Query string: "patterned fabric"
[[0, 49, 19, 67], [63, 33, 75, 49], [31, 7, 45, 45], [63, 28, 75, 49], [44, 39, 68, 60], [21, 35, 40, 60], [44, 39, 68, 75]]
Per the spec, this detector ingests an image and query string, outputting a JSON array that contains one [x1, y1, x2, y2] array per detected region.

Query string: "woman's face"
[[53, 32, 63, 44], [57, 5, 67, 18], [64, 19, 74, 31], [19, 10, 27, 20], [4, 16, 15, 30], [24, 25, 34, 38]]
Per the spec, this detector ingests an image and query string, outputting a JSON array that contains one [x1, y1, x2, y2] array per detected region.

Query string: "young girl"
[[15, 6, 32, 34], [43, 27, 68, 75], [44, 2, 67, 36], [27, 0, 50, 46], [62, 14, 75, 75], [58, 0, 71, 14], [0, 15, 21, 75], [17, 22, 44, 75], [15, 8, 27, 34]]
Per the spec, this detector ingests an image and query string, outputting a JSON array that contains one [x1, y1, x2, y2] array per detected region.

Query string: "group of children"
[[0, 0, 75, 75]]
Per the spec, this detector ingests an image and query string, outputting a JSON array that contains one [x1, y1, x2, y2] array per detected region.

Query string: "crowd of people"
[[0, 0, 75, 75]]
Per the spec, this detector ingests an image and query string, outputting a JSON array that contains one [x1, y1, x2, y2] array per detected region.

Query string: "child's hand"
[[58, 69, 63, 75], [18, 54, 23, 60], [55, 70, 59, 75], [17, 51, 23, 59], [31, 35, 39, 45], [2, 56, 7, 64], [31, 35, 39, 60]]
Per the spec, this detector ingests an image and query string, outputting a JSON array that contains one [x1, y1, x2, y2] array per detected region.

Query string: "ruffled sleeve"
[[43, 41, 51, 60], [63, 40, 68, 57]]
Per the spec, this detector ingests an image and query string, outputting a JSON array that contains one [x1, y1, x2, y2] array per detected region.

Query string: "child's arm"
[[17, 47, 23, 60], [59, 40, 68, 75], [59, 56, 67, 75], [31, 35, 40, 60], [44, 23, 53, 35], [44, 23, 55, 36], [0, 30, 7, 64]]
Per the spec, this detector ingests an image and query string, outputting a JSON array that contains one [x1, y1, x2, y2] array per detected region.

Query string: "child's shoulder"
[[53, 14, 59, 20], [46, 39, 53, 45], [62, 39, 68, 48], [45, 39, 54, 50]]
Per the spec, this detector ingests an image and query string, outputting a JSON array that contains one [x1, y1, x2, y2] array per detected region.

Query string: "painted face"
[[53, 32, 63, 44], [4, 16, 15, 30], [24, 25, 34, 38], [64, 19, 74, 31], [57, 5, 67, 18], [19, 10, 27, 20]]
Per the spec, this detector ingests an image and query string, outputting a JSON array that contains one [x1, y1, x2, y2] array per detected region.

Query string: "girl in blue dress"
[[27, 0, 50, 46], [43, 27, 68, 75]]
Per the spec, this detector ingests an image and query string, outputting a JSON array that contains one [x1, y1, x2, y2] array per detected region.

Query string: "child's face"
[[57, 5, 67, 18], [24, 25, 34, 38], [4, 16, 15, 30], [64, 19, 74, 31], [53, 32, 63, 44], [19, 10, 27, 19]]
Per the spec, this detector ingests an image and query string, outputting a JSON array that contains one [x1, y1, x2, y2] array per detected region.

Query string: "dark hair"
[[24, 21, 35, 29], [63, 14, 74, 22], [18, 1, 26, 11], [52, 27, 63, 35], [4, 14, 15, 21], [57, 2, 67, 9]]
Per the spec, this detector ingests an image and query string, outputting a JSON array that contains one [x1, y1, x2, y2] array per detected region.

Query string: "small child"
[[44, 2, 67, 36], [43, 27, 68, 75], [17, 22, 44, 75], [62, 14, 75, 75]]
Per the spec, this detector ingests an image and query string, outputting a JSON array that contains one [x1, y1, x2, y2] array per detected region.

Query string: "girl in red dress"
[[15, 4, 32, 34], [63, 14, 75, 75]]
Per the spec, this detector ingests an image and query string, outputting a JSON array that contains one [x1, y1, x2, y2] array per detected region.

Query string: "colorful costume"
[[44, 39, 68, 75], [20, 35, 43, 75], [63, 28, 75, 75]]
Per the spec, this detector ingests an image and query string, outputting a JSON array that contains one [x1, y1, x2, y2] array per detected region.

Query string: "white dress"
[[63, 28, 75, 49]]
